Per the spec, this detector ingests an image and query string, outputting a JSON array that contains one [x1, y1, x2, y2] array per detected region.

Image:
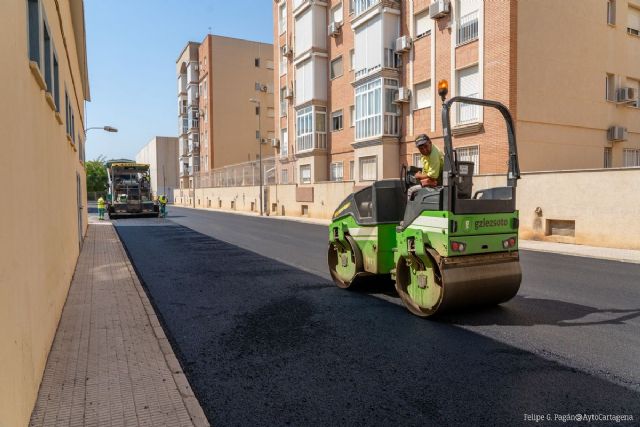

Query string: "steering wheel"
[[400, 164, 410, 194]]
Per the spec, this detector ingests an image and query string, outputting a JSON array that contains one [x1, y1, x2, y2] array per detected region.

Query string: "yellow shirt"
[[97, 198, 105, 209], [421, 144, 444, 181]]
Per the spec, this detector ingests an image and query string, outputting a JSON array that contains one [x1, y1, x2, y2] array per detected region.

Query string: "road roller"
[[328, 82, 522, 317]]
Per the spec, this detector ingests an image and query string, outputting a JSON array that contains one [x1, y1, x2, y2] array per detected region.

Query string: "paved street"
[[114, 207, 640, 425]]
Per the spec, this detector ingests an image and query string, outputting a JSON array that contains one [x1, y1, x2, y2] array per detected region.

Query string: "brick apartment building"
[[273, 0, 640, 185], [176, 35, 275, 199]]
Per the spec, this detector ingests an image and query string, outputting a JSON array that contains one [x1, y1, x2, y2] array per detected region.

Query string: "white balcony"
[[456, 10, 479, 46], [353, 0, 380, 18]]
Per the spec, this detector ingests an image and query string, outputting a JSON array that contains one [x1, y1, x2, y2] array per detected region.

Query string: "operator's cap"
[[415, 134, 431, 147]]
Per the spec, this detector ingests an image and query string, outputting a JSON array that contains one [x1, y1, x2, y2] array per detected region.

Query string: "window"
[[608, 0, 616, 25], [330, 56, 343, 79], [629, 6, 640, 35], [414, 80, 431, 110], [296, 106, 327, 152], [349, 105, 355, 127], [279, 2, 287, 34], [53, 52, 59, 111], [624, 149, 640, 167], [606, 73, 616, 101], [349, 160, 354, 180], [280, 55, 287, 76], [456, 0, 479, 46], [348, 49, 355, 71], [281, 128, 288, 158], [628, 78, 640, 107], [456, 65, 480, 124], [457, 146, 480, 174], [332, 110, 343, 131], [65, 90, 75, 139], [604, 148, 613, 168], [360, 156, 377, 181], [331, 3, 343, 24], [415, 10, 430, 38], [28, 0, 40, 65], [281, 169, 289, 184], [355, 79, 382, 139], [413, 153, 422, 168], [255, 58, 260, 67], [330, 162, 344, 181], [43, 23, 52, 91], [300, 165, 312, 184]]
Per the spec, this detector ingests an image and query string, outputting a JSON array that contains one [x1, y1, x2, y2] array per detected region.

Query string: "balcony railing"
[[457, 11, 479, 46], [456, 95, 480, 124], [354, 49, 397, 80], [353, 0, 380, 18], [356, 113, 399, 140], [296, 132, 327, 153], [181, 167, 191, 177], [188, 142, 200, 155]]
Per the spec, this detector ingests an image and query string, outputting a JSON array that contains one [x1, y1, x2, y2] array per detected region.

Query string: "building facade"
[[135, 136, 179, 202], [177, 35, 275, 203], [273, 0, 640, 185], [0, 0, 90, 425]]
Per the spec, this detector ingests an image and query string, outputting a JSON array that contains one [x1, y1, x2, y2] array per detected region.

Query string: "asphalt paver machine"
[[328, 81, 522, 317]]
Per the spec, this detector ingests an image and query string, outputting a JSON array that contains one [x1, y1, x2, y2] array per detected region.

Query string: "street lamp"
[[85, 125, 118, 134], [249, 98, 264, 216]]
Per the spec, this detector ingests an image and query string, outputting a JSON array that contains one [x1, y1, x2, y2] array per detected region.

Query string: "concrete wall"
[[0, 0, 89, 425], [136, 136, 179, 202], [474, 168, 640, 249], [176, 167, 640, 250]]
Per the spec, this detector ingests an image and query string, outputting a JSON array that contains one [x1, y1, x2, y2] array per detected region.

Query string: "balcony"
[[456, 10, 479, 46], [353, 0, 380, 18], [354, 50, 398, 81], [188, 142, 200, 155], [180, 166, 192, 177], [296, 132, 327, 153]]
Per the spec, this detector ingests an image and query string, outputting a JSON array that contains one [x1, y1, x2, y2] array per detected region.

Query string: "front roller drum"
[[328, 235, 364, 289], [395, 250, 522, 317]]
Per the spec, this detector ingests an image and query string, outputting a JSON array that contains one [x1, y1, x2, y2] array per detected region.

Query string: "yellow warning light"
[[437, 79, 449, 99]]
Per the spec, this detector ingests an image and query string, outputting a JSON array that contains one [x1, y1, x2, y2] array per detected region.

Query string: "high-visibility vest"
[[159, 196, 167, 205], [97, 198, 105, 209]]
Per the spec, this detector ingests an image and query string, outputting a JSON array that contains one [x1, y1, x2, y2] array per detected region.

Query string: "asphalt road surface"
[[114, 207, 640, 426]]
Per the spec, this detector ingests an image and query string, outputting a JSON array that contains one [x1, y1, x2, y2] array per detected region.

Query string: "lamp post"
[[85, 125, 118, 134], [249, 98, 263, 216]]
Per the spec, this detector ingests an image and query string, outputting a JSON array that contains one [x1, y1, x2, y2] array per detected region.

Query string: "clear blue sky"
[[85, 0, 273, 161]]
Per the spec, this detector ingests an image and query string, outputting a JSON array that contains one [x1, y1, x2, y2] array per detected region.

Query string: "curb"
[[118, 228, 210, 427]]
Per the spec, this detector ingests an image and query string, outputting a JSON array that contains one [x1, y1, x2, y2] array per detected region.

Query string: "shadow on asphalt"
[[438, 296, 640, 327], [115, 224, 640, 426]]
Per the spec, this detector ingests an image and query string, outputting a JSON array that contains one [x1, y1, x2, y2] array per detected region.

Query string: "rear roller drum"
[[328, 235, 363, 289]]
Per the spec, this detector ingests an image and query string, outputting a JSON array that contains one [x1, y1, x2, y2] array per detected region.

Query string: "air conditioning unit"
[[284, 86, 294, 100], [429, 0, 450, 19], [281, 44, 293, 57], [328, 21, 343, 37], [270, 138, 280, 148], [395, 35, 412, 53], [617, 87, 636, 103], [607, 126, 628, 142], [394, 87, 411, 103], [255, 82, 268, 92]]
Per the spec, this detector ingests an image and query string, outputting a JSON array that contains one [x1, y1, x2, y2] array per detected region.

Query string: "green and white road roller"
[[328, 84, 522, 317]]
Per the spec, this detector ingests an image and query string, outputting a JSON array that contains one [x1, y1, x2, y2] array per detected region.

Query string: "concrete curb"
[[119, 230, 211, 427]]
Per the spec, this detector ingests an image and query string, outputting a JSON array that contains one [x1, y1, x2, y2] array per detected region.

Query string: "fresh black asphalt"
[[115, 208, 640, 426]]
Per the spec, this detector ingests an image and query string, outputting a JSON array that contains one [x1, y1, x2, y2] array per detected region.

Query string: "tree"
[[85, 156, 108, 193]]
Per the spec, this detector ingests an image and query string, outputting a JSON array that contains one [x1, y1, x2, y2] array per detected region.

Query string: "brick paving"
[[29, 222, 209, 427]]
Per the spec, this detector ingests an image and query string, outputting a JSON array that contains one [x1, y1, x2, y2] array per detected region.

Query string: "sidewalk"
[[29, 219, 209, 427]]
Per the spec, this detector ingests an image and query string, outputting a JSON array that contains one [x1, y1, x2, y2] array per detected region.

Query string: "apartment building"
[[176, 36, 275, 196], [273, 0, 640, 185], [135, 136, 179, 202], [0, 0, 90, 425]]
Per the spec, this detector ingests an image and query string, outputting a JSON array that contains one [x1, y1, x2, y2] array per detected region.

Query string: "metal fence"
[[195, 156, 278, 188]]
